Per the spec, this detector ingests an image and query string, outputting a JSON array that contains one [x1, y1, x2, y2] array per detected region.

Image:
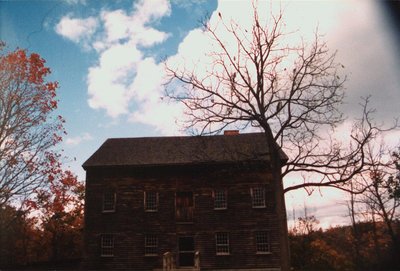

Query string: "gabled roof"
[[82, 132, 287, 169]]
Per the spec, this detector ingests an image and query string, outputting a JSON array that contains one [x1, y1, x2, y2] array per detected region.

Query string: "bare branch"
[[164, 6, 399, 194]]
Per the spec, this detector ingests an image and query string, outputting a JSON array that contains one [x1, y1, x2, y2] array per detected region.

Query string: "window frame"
[[144, 191, 159, 212], [213, 189, 228, 210], [101, 234, 114, 257], [102, 191, 116, 213], [251, 187, 266, 208], [215, 232, 230, 255], [255, 231, 271, 254], [144, 234, 158, 256]]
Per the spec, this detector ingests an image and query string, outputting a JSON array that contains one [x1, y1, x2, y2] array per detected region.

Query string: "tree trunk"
[[262, 123, 290, 271]]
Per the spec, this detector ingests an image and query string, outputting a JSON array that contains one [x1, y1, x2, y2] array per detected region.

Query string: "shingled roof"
[[82, 132, 287, 169]]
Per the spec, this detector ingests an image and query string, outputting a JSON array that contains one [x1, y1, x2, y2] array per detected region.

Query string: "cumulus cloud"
[[65, 132, 93, 146], [55, 0, 174, 124], [128, 57, 183, 134], [55, 0, 399, 137], [55, 15, 98, 43]]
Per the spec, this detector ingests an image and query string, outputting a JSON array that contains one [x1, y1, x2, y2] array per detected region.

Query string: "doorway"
[[178, 236, 195, 267]]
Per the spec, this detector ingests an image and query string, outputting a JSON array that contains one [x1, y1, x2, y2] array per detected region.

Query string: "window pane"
[[101, 234, 114, 257], [103, 191, 115, 212], [251, 187, 265, 208], [214, 190, 227, 209], [215, 232, 229, 255], [255, 231, 270, 253], [145, 234, 158, 255], [145, 191, 158, 211]]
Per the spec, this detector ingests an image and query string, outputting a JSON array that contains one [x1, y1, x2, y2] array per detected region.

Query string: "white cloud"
[[133, 0, 171, 24], [55, 0, 173, 122], [98, 6, 170, 50], [128, 57, 184, 134], [86, 41, 142, 117], [55, 15, 98, 43], [65, 132, 93, 146], [101, 9, 131, 44]]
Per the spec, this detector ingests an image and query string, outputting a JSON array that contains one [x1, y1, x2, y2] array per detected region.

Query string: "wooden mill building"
[[82, 131, 289, 270]]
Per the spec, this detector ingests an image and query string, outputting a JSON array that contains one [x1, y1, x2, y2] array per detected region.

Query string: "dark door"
[[178, 236, 194, 267]]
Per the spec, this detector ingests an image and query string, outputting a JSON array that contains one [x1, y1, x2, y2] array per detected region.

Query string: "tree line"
[[290, 213, 399, 271]]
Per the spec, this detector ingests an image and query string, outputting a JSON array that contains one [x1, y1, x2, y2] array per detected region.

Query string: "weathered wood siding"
[[83, 164, 283, 270]]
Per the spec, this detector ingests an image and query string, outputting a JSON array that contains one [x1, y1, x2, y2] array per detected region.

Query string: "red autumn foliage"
[[25, 168, 84, 262], [0, 43, 66, 208]]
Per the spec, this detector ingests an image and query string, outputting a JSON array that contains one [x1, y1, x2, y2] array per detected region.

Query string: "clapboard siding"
[[82, 163, 285, 270]]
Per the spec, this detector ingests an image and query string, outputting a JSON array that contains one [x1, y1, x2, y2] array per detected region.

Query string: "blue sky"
[[1, 0, 400, 227]]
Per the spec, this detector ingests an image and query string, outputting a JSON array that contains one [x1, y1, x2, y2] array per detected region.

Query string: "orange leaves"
[[0, 45, 59, 115], [1, 49, 51, 85], [27, 53, 50, 85], [28, 167, 84, 222]]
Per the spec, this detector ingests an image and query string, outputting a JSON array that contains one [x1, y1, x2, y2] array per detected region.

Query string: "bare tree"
[[0, 44, 65, 208], [165, 5, 397, 193], [359, 143, 400, 256]]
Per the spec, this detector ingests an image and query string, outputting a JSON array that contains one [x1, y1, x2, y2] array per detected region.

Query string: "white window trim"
[[101, 234, 114, 257], [144, 234, 158, 256], [213, 189, 228, 210], [251, 187, 266, 208], [215, 232, 230, 255], [144, 191, 159, 212], [255, 231, 271, 254], [102, 191, 116, 213]]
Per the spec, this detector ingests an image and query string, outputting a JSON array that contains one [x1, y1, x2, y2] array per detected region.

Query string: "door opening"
[[178, 236, 194, 267]]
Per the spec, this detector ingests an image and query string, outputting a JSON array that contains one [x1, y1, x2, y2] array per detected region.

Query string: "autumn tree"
[[165, 4, 396, 195], [26, 169, 84, 262], [0, 42, 65, 208]]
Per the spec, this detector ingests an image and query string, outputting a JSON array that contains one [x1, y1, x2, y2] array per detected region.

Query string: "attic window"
[[103, 191, 116, 212]]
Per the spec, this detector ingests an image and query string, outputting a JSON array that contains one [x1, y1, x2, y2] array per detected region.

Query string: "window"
[[255, 231, 270, 254], [215, 232, 230, 255], [145, 234, 158, 256], [144, 191, 158, 212], [176, 192, 194, 222], [213, 189, 227, 209], [103, 191, 116, 212], [251, 187, 265, 208], [101, 234, 114, 257]]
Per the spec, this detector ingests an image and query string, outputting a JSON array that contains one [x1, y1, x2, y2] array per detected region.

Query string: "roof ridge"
[[104, 132, 265, 141]]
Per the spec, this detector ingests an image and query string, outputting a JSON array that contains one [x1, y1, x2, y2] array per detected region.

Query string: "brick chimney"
[[224, 130, 239, 135]]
